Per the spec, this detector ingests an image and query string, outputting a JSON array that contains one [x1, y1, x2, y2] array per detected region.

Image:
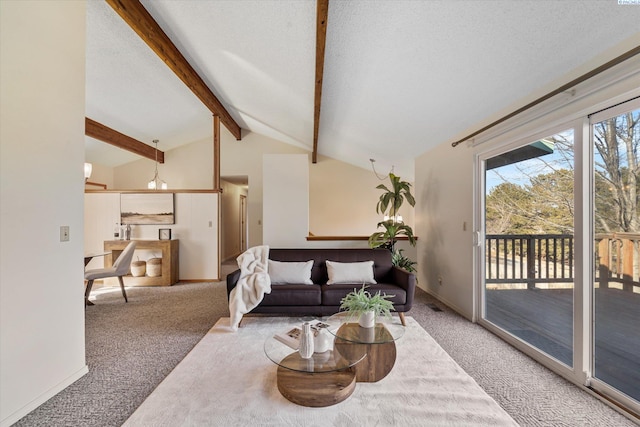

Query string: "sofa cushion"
[[269, 248, 394, 285], [326, 260, 376, 285], [261, 284, 322, 306], [321, 283, 407, 306], [268, 259, 314, 285]]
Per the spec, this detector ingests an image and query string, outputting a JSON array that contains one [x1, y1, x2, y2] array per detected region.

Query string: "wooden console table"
[[104, 239, 179, 286]]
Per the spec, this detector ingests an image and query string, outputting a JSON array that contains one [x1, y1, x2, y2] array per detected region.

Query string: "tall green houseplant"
[[368, 173, 417, 272]]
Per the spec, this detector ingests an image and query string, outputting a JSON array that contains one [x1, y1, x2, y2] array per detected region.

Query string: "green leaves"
[[391, 249, 417, 273], [369, 173, 417, 273], [339, 285, 395, 320], [375, 173, 416, 215], [368, 221, 416, 249]]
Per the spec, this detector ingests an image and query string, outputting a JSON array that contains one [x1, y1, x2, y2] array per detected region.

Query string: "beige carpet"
[[124, 316, 517, 426]]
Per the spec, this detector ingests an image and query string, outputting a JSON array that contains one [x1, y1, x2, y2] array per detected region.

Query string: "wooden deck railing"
[[487, 232, 640, 292], [596, 232, 640, 292], [486, 234, 574, 289]]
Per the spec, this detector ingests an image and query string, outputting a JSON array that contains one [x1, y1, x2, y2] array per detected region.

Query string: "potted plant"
[[368, 220, 416, 252], [339, 285, 395, 328], [391, 248, 417, 273], [368, 173, 417, 270]]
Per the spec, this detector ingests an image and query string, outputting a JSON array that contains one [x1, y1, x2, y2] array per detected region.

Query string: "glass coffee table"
[[326, 312, 405, 382], [265, 314, 405, 406], [264, 320, 366, 407]]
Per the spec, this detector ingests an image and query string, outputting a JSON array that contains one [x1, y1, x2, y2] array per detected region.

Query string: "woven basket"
[[147, 257, 162, 277], [130, 260, 146, 277]]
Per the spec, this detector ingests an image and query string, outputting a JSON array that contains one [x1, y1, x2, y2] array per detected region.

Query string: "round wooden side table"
[[265, 323, 366, 407], [328, 312, 405, 383]]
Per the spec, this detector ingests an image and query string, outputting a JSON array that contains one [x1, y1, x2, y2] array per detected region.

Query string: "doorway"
[[240, 194, 247, 253], [220, 176, 249, 261]]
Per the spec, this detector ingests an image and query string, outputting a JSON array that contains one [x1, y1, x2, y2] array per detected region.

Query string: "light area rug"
[[124, 316, 518, 427]]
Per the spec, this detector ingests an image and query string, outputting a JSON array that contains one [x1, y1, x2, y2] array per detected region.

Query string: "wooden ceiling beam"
[[312, 0, 329, 164], [105, 0, 243, 141], [85, 117, 164, 163]]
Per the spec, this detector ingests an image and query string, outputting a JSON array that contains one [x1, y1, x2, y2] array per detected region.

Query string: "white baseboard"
[[419, 284, 474, 322], [1, 365, 89, 427]]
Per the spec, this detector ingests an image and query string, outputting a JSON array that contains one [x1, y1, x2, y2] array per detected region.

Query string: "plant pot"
[[358, 310, 375, 328], [358, 325, 376, 343]]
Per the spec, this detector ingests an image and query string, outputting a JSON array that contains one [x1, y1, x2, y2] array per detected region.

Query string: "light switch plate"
[[60, 226, 70, 242]]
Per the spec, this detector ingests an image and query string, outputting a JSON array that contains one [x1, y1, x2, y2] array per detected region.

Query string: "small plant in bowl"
[[339, 285, 395, 328]]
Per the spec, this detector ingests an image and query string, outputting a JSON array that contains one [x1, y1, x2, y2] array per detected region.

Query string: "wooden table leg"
[[276, 366, 356, 407], [334, 338, 397, 383]]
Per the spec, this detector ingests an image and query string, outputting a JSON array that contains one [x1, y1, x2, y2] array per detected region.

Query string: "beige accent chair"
[[84, 241, 136, 306]]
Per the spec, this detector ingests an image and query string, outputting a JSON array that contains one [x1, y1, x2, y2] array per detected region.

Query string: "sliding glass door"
[[477, 98, 640, 414], [482, 129, 575, 367], [590, 101, 640, 404]]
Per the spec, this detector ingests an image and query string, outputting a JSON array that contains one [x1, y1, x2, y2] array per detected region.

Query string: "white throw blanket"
[[228, 245, 271, 330]]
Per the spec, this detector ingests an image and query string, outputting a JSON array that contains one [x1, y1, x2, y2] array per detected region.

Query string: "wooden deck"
[[485, 287, 640, 402]]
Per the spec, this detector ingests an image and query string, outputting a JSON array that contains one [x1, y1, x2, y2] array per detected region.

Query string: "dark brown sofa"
[[226, 248, 416, 325]]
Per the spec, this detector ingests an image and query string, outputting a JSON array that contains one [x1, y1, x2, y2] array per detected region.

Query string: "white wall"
[[263, 154, 310, 247], [221, 131, 309, 248], [262, 154, 420, 254], [84, 162, 114, 190], [221, 131, 417, 248], [114, 136, 215, 190], [309, 156, 414, 236], [415, 142, 475, 318], [0, 2, 87, 426], [84, 192, 219, 280], [174, 193, 219, 280], [84, 193, 121, 260]]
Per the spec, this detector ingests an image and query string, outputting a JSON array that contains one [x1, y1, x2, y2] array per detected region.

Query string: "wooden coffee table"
[[328, 313, 405, 383], [264, 329, 366, 407], [265, 315, 405, 407]]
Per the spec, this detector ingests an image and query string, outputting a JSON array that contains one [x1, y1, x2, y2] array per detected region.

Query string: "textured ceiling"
[[86, 0, 640, 180]]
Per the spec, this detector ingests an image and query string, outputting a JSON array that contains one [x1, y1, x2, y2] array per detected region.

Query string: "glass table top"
[[326, 312, 406, 344], [264, 319, 366, 373]]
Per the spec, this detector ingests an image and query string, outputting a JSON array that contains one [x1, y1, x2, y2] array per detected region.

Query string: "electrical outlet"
[[60, 226, 70, 242], [438, 276, 443, 286]]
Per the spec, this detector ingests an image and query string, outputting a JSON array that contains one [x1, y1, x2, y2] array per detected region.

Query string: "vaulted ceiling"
[[85, 0, 640, 180]]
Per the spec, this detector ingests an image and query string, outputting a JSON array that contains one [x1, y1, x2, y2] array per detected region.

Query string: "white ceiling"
[[86, 0, 640, 180]]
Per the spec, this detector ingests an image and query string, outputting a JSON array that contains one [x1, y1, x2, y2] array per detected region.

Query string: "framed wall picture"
[[158, 228, 172, 240], [121, 193, 175, 225]]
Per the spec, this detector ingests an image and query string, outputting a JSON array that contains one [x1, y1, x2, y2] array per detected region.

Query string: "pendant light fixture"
[[148, 139, 167, 190]]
